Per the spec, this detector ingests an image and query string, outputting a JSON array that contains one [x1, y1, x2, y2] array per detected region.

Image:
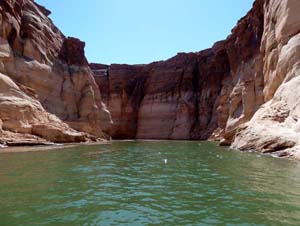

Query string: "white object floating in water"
[[216, 155, 223, 159], [163, 159, 168, 164]]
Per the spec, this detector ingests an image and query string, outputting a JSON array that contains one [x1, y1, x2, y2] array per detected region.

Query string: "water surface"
[[0, 141, 300, 225]]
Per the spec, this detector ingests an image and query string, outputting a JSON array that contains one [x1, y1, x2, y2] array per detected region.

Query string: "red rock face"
[[92, 63, 147, 138], [91, 0, 265, 141], [93, 49, 230, 140], [92, 49, 228, 139], [58, 38, 88, 66], [0, 0, 64, 64]]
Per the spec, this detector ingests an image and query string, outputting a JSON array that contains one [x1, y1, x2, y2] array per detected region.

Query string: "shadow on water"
[[0, 141, 300, 225]]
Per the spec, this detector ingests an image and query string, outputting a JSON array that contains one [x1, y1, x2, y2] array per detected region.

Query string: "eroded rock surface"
[[0, 0, 112, 144], [233, 0, 300, 158], [0, 72, 86, 144]]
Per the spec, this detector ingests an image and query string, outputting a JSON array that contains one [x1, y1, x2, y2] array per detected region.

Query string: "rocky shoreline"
[[1, 139, 299, 162], [0, 141, 110, 154]]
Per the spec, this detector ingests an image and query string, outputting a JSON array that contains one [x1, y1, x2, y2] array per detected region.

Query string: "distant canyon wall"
[[92, 0, 300, 157], [91, 0, 264, 141]]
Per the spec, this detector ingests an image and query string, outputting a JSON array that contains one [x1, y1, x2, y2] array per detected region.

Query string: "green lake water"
[[1, 141, 300, 226]]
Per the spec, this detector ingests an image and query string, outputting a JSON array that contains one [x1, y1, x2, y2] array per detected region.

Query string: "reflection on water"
[[0, 141, 300, 225]]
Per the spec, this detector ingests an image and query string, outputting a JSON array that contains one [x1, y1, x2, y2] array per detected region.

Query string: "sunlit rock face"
[[232, 0, 300, 158], [0, 0, 112, 144], [0, 72, 86, 144], [93, 0, 300, 157]]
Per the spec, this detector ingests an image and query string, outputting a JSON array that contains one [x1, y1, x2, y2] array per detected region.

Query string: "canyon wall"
[[0, 0, 112, 145], [1, 0, 300, 157], [91, 0, 264, 141], [92, 0, 300, 157], [232, 0, 300, 157]]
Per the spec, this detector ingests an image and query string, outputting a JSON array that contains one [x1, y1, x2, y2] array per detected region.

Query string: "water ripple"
[[1, 141, 300, 225]]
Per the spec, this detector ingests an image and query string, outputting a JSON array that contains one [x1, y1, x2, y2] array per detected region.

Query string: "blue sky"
[[36, 0, 254, 65]]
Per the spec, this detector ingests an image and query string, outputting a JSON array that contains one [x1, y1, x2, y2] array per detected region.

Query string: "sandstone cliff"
[[0, 0, 112, 145], [91, 0, 264, 141], [1, 0, 300, 157], [232, 0, 300, 158], [92, 0, 300, 158]]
